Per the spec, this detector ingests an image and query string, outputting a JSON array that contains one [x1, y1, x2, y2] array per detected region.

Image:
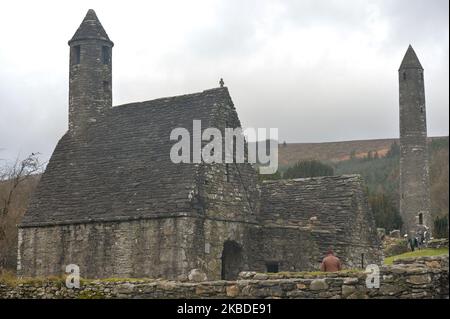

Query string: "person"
[[414, 236, 419, 249], [320, 250, 342, 272], [408, 237, 415, 251]]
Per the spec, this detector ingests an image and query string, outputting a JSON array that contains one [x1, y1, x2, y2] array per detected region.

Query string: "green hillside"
[[273, 137, 449, 235]]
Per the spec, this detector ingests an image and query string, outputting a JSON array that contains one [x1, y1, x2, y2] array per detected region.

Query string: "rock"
[[188, 269, 208, 282], [380, 284, 403, 295], [310, 279, 328, 291], [342, 285, 356, 297], [425, 261, 440, 269], [253, 274, 269, 280], [377, 228, 386, 240], [347, 291, 369, 299], [238, 271, 256, 279], [406, 275, 431, 285], [343, 277, 359, 285], [309, 216, 318, 223], [226, 285, 239, 297], [342, 285, 356, 298], [267, 285, 283, 297], [160, 281, 177, 290], [405, 267, 427, 274], [411, 291, 428, 298], [428, 239, 449, 249], [177, 274, 189, 282], [116, 282, 135, 294], [390, 266, 407, 274], [286, 290, 309, 298], [195, 285, 212, 295], [296, 283, 307, 290], [389, 230, 401, 238]]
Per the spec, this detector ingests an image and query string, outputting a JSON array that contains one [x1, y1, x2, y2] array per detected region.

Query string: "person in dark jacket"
[[408, 237, 415, 251]]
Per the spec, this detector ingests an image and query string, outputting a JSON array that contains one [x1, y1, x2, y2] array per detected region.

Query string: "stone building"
[[17, 10, 381, 280], [398, 46, 432, 237]]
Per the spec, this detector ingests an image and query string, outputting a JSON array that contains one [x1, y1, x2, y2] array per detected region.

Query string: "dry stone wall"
[[3, 256, 447, 299]]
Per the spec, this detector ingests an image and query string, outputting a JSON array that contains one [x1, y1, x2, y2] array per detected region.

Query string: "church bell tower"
[[68, 9, 113, 134]]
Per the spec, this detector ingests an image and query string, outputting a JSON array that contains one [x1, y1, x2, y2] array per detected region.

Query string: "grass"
[[264, 269, 363, 278], [0, 270, 65, 287], [0, 271, 156, 287], [81, 277, 153, 284], [384, 248, 449, 265], [77, 290, 106, 299]]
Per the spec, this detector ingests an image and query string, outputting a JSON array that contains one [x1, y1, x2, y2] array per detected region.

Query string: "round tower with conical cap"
[[68, 9, 113, 134], [398, 45, 431, 238]]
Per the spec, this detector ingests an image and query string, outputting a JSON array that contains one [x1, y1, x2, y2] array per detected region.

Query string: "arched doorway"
[[221, 241, 244, 280]]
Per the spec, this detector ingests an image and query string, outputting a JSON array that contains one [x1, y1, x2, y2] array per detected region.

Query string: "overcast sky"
[[0, 0, 448, 163]]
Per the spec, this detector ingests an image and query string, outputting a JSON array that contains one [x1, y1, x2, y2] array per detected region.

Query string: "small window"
[[421, 73, 424, 81], [72, 45, 81, 65], [419, 213, 423, 225], [403, 72, 407, 81], [225, 163, 230, 182], [102, 46, 110, 65], [266, 262, 279, 273], [420, 107, 424, 113]]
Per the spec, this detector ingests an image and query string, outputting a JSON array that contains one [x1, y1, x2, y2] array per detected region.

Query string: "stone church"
[[18, 10, 381, 280]]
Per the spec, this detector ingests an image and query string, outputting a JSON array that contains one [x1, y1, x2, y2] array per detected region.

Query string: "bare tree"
[[0, 153, 44, 240]]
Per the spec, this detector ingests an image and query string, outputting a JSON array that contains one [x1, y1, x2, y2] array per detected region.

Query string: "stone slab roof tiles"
[[21, 87, 233, 227]]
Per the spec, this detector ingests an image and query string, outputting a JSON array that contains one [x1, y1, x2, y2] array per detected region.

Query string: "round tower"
[[398, 45, 431, 238], [68, 9, 113, 134]]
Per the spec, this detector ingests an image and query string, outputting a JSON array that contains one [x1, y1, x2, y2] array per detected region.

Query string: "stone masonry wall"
[[68, 38, 113, 134], [259, 176, 382, 272], [182, 218, 259, 281], [18, 217, 261, 282], [399, 51, 431, 235], [18, 218, 193, 279], [2, 256, 447, 299]]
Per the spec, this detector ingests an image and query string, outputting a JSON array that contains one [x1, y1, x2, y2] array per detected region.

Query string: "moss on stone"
[[0, 272, 65, 287], [264, 269, 363, 278], [86, 277, 153, 284], [384, 248, 449, 265], [77, 290, 106, 299]]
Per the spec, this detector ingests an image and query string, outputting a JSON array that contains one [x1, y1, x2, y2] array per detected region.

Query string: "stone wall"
[[68, 11, 113, 135], [399, 47, 431, 236], [428, 239, 449, 249], [18, 218, 193, 279], [182, 218, 259, 281], [258, 176, 383, 271], [3, 256, 447, 299], [17, 216, 261, 282]]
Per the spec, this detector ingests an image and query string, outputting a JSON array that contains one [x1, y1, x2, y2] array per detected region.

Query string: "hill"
[[277, 136, 449, 234], [278, 137, 447, 168]]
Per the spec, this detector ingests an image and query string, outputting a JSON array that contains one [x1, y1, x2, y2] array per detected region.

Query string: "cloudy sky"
[[0, 0, 448, 163]]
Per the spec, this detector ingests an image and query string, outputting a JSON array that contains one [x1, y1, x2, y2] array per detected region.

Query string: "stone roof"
[[399, 45, 423, 70], [21, 87, 234, 227], [69, 9, 113, 45], [260, 175, 367, 228]]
